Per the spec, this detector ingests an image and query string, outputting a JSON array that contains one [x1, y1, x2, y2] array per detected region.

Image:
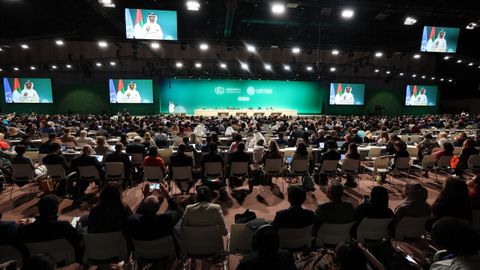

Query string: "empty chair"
[[143, 166, 165, 181], [394, 216, 430, 240], [132, 236, 176, 263], [229, 223, 255, 256], [315, 222, 354, 248], [367, 147, 382, 159], [391, 157, 411, 176], [289, 159, 309, 176], [277, 225, 312, 252], [338, 159, 360, 180], [182, 225, 225, 261], [83, 231, 128, 264], [263, 158, 284, 188], [26, 239, 76, 266], [171, 166, 193, 194], [203, 162, 224, 179], [356, 218, 393, 243], [363, 158, 390, 183], [105, 162, 131, 187], [10, 163, 35, 200]]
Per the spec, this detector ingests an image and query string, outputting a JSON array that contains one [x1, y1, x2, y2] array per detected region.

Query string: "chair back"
[[104, 162, 125, 180], [158, 148, 173, 164], [291, 159, 309, 174], [368, 147, 382, 158], [264, 159, 283, 175], [229, 223, 255, 256], [421, 155, 435, 170], [472, 210, 480, 232], [185, 151, 195, 164], [24, 151, 39, 164], [394, 216, 429, 240], [437, 156, 452, 169], [130, 153, 144, 166], [182, 225, 224, 258], [77, 165, 100, 180], [46, 164, 66, 179], [204, 162, 224, 178], [407, 147, 419, 159], [143, 166, 164, 181], [83, 231, 128, 264], [11, 164, 34, 182], [319, 160, 338, 174], [26, 239, 76, 266], [277, 225, 312, 251], [230, 162, 249, 177], [373, 158, 389, 172], [38, 154, 47, 165], [395, 157, 411, 170], [356, 218, 393, 243], [316, 222, 354, 247], [467, 155, 480, 170], [172, 166, 193, 181], [340, 159, 359, 173], [409, 135, 421, 143], [0, 245, 23, 265], [132, 236, 176, 262], [453, 147, 462, 155]]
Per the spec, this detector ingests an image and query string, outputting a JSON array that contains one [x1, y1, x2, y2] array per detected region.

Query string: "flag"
[[109, 79, 117, 103], [336, 83, 343, 96], [135, 9, 143, 28], [405, 85, 411, 105], [412, 85, 418, 97], [133, 9, 144, 39], [429, 27, 436, 41], [117, 79, 125, 94], [426, 27, 435, 51], [329, 83, 335, 104], [125, 9, 134, 38], [12, 78, 21, 103], [421, 27, 428, 51], [3, 78, 13, 103]]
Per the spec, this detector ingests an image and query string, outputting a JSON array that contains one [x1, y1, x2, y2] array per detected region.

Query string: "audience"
[[393, 184, 431, 228], [142, 146, 166, 176], [169, 144, 194, 193], [353, 186, 394, 237], [431, 177, 472, 225], [104, 143, 133, 181], [93, 136, 111, 156], [317, 140, 340, 185], [272, 185, 314, 229]]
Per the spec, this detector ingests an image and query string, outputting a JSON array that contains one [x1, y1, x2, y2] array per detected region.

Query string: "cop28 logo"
[[246, 86, 255, 96], [214, 86, 225, 95]]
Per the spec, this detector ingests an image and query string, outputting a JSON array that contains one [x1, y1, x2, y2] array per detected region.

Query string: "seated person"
[[330, 242, 368, 270], [0, 212, 28, 260], [236, 225, 296, 270], [11, 144, 46, 180], [143, 146, 166, 176], [93, 136, 112, 156], [392, 141, 409, 169], [227, 142, 252, 191], [42, 142, 69, 170], [392, 183, 431, 228], [75, 130, 96, 147], [70, 145, 104, 196], [200, 142, 224, 179], [317, 140, 340, 185], [59, 128, 76, 144], [343, 143, 360, 188], [312, 181, 354, 237], [18, 194, 82, 261], [0, 133, 10, 151], [272, 185, 314, 229], [432, 142, 454, 163], [126, 136, 147, 156], [183, 136, 197, 153], [170, 144, 194, 194], [430, 177, 472, 226], [104, 143, 133, 181], [455, 139, 479, 176], [38, 133, 59, 154]]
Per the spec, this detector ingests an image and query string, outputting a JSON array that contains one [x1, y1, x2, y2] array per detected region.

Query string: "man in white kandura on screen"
[[410, 87, 428, 106], [429, 30, 447, 53], [20, 80, 40, 103], [119, 81, 141, 103], [336, 85, 355, 105], [143, 12, 163, 39]]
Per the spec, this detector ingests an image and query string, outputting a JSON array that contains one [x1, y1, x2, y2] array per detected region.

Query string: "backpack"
[[302, 174, 315, 191]]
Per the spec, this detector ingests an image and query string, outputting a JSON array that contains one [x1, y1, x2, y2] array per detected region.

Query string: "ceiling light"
[[412, 74, 417, 78], [241, 63, 249, 70], [186, 0, 200, 11], [469, 62, 474, 66], [95, 62, 102, 67], [404, 17, 417, 25], [444, 56, 450, 60], [0, 48, 3, 52], [448, 79, 453, 82], [292, 47, 301, 54], [413, 54, 421, 59], [199, 43, 209, 51], [220, 63, 227, 69], [399, 72, 404, 76], [330, 66, 336, 72], [176, 62, 183, 68], [431, 77, 435, 80], [421, 75, 426, 79], [51, 65, 57, 69], [386, 70, 391, 74], [195, 62, 202, 68], [110, 61, 116, 66], [374, 51, 383, 57], [30, 66, 36, 70], [246, 45, 256, 52], [466, 22, 478, 30], [271, 3, 285, 15], [283, 65, 291, 71], [55, 40, 64, 46], [306, 66, 313, 71], [150, 42, 160, 49], [331, 49, 339, 55], [374, 69, 380, 73], [440, 78, 444, 81], [457, 59, 462, 63], [66, 64, 72, 69], [20, 44, 29, 49], [341, 9, 354, 19], [264, 64, 272, 71], [0, 68, 2, 72], [98, 41, 108, 48], [13, 67, 19, 71]]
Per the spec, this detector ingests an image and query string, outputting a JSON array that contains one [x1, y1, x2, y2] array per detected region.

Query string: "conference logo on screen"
[[246, 86, 256, 96], [214, 87, 225, 95]]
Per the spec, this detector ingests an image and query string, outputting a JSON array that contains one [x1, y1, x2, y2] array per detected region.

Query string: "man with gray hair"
[[126, 136, 147, 155]]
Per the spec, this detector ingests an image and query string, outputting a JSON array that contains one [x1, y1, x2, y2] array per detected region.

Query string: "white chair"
[[315, 222, 354, 248], [132, 236, 176, 263], [435, 156, 452, 182], [363, 158, 390, 183], [105, 162, 131, 187], [23, 151, 39, 164], [26, 239, 76, 266], [171, 166, 193, 194], [367, 147, 382, 159], [338, 159, 360, 181], [394, 216, 429, 240], [158, 148, 173, 165], [356, 218, 393, 243], [390, 157, 411, 177], [229, 224, 255, 256], [289, 159, 309, 177], [83, 231, 128, 264], [0, 245, 23, 266], [143, 165, 165, 181], [277, 225, 313, 252], [406, 147, 419, 161], [229, 162, 249, 178], [182, 225, 225, 260], [203, 162, 224, 179], [10, 163, 35, 200], [263, 158, 284, 189]]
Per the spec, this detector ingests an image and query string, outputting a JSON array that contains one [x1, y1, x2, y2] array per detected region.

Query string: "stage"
[[193, 109, 298, 117]]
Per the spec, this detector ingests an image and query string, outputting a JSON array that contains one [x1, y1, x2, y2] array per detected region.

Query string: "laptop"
[[93, 155, 104, 162], [319, 142, 325, 149], [60, 144, 66, 151], [340, 154, 346, 160], [286, 156, 293, 164], [336, 141, 344, 148]]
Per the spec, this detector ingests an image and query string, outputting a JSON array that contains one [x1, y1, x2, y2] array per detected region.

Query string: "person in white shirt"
[[429, 30, 447, 53], [248, 130, 266, 148], [142, 13, 163, 39], [335, 85, 354, 105], [224, 125, 236, 136], [118, 81, 141, 103], [410, 88, 428, 106], [75, 130, 97, 147], [19, 81, 40, 103]]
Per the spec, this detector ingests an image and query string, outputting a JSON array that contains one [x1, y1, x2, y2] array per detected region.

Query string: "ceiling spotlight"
[[399, 72, 404, 76], [20, 44, 29, 49], [98, 41, 108, 48], [186, 0, 200, 11], [195, 62, 202, 68], [30, 66, 36, 70], [386, 70, 391, 74], [444, 56, 450, 60], [331, 49, 339, 55], [51, 65, 57, 69], [466, 22, 478, 30], [448, 79, 453, 82], [283, 65, 291, 71], [271, 3, 285, 15], [440, 78, 444, 81], [306, 66, 313, 71], [220, 63, 227, 69], [431, 77, 435, 80], [412, 74, 417, 78], [95, 62, 102, 67], [341, 8, 354, 19], [374, 69, 380, 73], [66, 64, 72, 69], [13, 67, 19, 71], [264, 64, 272, 71], [0, 68, 2, 72], [404, 17, 417, 25], [241, 63, 249, 70], [468, 62, 474, 66], [110, 61, 116, 66], [374, 51, 383, 58], [150, 42, 160, 49], [176, 62, 183, 68], [413, 54, 421, 59], [292, 47, 301, 54], [457, 59, 462, 63], [55, 40, 64, 46], [0, 48, 3, 51], [199, 43, 209, 51], [246, 45, 256, 52], [330, 66, 336, 72], [421, 75, 426, 79]]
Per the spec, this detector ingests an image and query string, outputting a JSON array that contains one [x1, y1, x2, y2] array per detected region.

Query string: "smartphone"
[[149, 183, 160, 191], [286, 156, 293, 164]]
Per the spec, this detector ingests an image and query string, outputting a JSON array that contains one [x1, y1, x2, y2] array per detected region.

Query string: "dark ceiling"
[[0, 0, 479, 96]]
